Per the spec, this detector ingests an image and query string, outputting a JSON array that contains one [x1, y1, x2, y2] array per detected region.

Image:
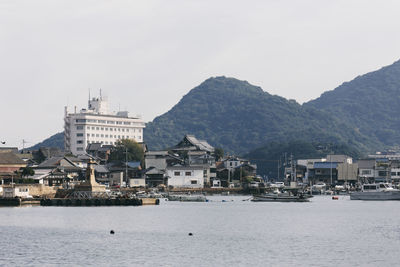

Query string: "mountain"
[[144, 76, 374, 154], [306, 60, 400, 147], [27, 132, 64, 151]]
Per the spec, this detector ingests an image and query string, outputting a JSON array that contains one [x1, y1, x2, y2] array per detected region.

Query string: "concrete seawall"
[[40, 198, 159, 207]]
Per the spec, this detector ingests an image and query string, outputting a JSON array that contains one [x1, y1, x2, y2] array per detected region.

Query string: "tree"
[[214, 147, 224, 161], [108, 139, 144, 163], [20, 167, 35, 177]]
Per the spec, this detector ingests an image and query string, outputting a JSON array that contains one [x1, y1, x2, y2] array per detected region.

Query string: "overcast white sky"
[[1, 0, 400, 148]]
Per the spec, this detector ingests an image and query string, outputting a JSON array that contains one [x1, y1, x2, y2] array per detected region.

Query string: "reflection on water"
[[0, 195, 399, 266]]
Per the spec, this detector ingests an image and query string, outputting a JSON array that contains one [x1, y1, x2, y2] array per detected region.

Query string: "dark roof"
[[172, 135, 214, 152], [37, 156, 78, 168], [94, 165, 109, 173], [87, 143, 102, 151], [0, 152, 26, 165], [314, 162, 338, 169], [0, 147, 18, 153]]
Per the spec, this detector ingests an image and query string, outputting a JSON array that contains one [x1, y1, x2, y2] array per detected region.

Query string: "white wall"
[[167, 168, 204, 188]]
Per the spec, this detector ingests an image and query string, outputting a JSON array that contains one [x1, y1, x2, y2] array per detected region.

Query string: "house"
[[170, 135, 214, 154], [2, 184, 31, 198], [86, 143, 113, 163], [0, 152, 27, 183], [357, 159, 376, 183], [144, 151, 183, 187], [107, 161, 142, 187], [166, 165, 205, 188]]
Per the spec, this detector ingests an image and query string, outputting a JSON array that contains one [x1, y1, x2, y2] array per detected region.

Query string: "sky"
[[1, 0, 400, 148]]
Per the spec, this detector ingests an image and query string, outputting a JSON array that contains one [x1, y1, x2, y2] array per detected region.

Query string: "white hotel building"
[[64, 96, 145, 155]]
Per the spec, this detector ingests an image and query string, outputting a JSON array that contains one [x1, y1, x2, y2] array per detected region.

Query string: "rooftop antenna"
[[22, 139, 30, 150], [100, 88, 102, 100]]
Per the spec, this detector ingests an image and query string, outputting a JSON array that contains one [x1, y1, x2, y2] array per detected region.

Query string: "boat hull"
[[251, 195, 310, 202], [350, 191, 400, 200]]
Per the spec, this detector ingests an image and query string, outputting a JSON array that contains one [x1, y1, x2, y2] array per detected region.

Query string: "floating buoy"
[[188, 233, 193, 236], [332, 196, 339, 200], [110, 230, 115, 234]]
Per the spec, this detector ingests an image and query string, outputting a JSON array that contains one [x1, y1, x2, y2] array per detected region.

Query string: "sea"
[[1, 195, 400, 267]]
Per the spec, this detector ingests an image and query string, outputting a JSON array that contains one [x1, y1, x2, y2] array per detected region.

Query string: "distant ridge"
[[33, 59, 400, 157], [144, 76, 374, 154], [306, 59, 400, 147], [27, 132, 64, 151]]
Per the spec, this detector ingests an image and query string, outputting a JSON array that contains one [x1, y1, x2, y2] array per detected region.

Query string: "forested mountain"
[[144, 76, 376, 154], [32, 59, 400, 165], [306, 59, 400, 147]]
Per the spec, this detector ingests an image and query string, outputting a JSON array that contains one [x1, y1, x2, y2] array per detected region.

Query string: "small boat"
[[167, 194, 207, 202], [251, 190, 310, 202], [350, 183, 400, 200]]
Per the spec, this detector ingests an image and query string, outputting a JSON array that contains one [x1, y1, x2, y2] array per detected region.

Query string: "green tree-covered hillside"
[[306, 60, 400, 146], [144, 76, 376, 154]]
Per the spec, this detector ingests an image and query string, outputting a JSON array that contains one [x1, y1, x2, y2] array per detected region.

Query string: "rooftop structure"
[[64, 94, 145, 155]]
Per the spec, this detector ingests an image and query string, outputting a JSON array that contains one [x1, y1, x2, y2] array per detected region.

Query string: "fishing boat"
[[251, 190, 311, 202], [166, 194, 207, 202], [350, 183, 400, 200]]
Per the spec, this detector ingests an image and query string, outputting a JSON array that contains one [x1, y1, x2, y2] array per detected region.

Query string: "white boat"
[[350, 183, 400, 200]]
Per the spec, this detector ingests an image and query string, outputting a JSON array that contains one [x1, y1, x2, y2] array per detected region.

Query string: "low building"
[[166, 166, 205, 188], [0, 152, 27, 183]]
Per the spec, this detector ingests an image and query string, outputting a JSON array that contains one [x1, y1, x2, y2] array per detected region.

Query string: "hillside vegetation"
[[144, 76, 375, 154]]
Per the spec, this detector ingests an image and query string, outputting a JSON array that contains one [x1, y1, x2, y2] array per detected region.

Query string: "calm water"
[[1, 195, 400, 267]]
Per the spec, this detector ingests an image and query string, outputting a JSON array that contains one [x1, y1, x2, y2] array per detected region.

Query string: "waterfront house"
[[0, 151, 27, 183], [166, 165, 205, 188]]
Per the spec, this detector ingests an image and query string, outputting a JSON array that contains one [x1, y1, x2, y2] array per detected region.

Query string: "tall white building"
[[64, 95, 145, 155]]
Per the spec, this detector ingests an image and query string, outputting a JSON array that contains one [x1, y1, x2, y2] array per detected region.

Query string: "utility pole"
[[330, 154, 333, 186], [125, 146, 128, 188]]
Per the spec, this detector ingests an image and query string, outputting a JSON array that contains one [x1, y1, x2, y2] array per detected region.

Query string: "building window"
[[76, 119, 86, 123], [105, 128, 108, 131], [96, 134, 99, 137], [86, 134, 90, 137], [124, 122, 131, 125], [77, 147, 84, 151], [99, 120, 106, 123], [105, 135, 108, 138], [185, 172, 192, 176], [191, 180, 197, 184], [87, 126, 90, 129], [126, 129, 129, 132], [174, 171, 180, 176], [122, 129, 125, 132], [77, 140, 83, 144], [110, 128, 113, 131], [101, 128, 104, 130], [107, 121, 115, 124], [92, 134, 95, 137], [77, 133, 84, 137], [96, 127, 99, 130], [76, 126, 84, 130], [101, 134, 104, 137]]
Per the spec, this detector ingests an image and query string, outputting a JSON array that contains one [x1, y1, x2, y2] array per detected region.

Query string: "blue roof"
[[314, 162, 338, 169], [126, 161, 141, 168]]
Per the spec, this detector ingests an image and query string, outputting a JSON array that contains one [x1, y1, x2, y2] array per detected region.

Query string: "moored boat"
[[350, 183, 400, 200], [251, 191, 310, 202], [167, 194, 207, 202]]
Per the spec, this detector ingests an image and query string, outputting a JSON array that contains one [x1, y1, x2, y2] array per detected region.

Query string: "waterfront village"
[[0, 95, 399, 203]]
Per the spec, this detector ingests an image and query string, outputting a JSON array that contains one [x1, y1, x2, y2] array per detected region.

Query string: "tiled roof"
[[0, 152, 26, 165]]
